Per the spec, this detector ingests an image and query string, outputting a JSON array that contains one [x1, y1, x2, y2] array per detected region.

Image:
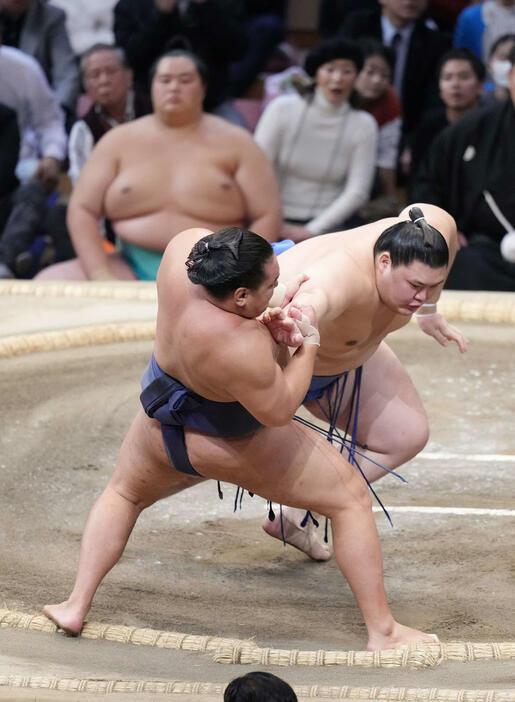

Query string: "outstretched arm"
[[415, 304, 468, 353]]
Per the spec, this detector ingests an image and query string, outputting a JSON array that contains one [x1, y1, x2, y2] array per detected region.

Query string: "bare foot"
[[367, 622, 439, 651], [263, 507, 332, 562], [43, 602, 84, 637]]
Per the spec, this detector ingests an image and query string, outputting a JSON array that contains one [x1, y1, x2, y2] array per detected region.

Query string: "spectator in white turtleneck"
[[254, 37, 377, 242]]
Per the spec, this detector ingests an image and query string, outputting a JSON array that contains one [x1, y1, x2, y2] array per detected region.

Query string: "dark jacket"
[[340, 8, 451, 137], [113, 0, 246, 110], [412, 100, 515, 241]]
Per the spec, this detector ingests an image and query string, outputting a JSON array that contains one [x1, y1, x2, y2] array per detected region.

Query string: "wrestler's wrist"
[[414, 303, 437, 318], [302, 326, 320, 347]]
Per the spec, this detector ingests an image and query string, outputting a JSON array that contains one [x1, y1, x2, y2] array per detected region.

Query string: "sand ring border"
[[1, 284, 514, 685], [1, 610, 514, 671], [1, 676, 515, 700]]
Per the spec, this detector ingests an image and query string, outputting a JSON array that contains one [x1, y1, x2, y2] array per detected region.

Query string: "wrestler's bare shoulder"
[[94, 114, 157, 148], [198, 113, 263, 151]]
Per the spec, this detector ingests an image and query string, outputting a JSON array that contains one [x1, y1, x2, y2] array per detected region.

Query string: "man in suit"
[[340, 0, 451, 141], [0, 0, 79, 117]]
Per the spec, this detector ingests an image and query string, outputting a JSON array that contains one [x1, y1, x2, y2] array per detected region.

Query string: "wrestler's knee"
[[403, 418, 430, 461], [325, 472, 373, 519]]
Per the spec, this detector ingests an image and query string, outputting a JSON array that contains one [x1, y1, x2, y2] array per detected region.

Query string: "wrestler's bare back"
[[153, 228, 280, 404], [278, 204, 457, 374], [91, 115, 259, 250]]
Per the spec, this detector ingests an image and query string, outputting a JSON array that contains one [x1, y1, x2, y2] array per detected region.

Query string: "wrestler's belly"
[[112, 210, 246, 251], [104, 164, 249, 249], [313, 343, 381, 375]]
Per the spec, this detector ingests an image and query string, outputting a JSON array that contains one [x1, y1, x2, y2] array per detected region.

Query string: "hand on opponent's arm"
[[416, 310, 468, 353], [260, 302, 319, 348]]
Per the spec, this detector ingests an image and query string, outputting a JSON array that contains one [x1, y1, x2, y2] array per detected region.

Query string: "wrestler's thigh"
[[111, 409, 205, 507], [34, 254, 137, 281], [187, 423, 371, 517], [350, 342, 427, 452], [304, 343, 427, 454], [34, 258, 88, 280]]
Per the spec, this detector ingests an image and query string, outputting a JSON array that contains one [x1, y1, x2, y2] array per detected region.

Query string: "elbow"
[[259, 407, 297, 428]]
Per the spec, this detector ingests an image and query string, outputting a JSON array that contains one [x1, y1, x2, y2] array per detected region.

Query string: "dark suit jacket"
[[113, 0, 246, 110], [412, 100, 515, 241], [341, 8, 451, 137], [1, 0, 80, 112]]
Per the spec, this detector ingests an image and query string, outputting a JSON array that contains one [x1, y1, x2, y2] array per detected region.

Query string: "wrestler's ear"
[[233, 287, 249, 309], [377, 252, 391, 273]]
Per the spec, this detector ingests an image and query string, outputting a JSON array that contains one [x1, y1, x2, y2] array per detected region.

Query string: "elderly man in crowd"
[[68, 44, 151, 185], [37, 49, 281, 281]]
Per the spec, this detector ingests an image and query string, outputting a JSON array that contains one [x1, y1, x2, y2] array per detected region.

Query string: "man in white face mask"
[[455, 0, 515, 62], [485, 32, 515, 102]]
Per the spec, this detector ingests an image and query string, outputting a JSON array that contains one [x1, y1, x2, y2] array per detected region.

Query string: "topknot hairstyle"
[[224, 671, 298, 702], [150, 39, 208, 86], [304, 37, 364, 77], [374, 207, 449, 268], [186, 227, 273, 300]]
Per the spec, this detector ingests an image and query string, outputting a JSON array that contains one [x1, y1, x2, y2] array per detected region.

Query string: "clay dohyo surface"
[[0, 321, 514, 698]]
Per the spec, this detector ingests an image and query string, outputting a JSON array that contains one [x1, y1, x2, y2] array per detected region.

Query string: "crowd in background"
[[0, 0, 514, 290]]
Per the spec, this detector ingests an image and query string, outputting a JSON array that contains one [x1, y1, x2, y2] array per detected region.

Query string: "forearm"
[[248, 210, 281, 242], [67, 205, 113, 280], [278, 344, 318, 421]]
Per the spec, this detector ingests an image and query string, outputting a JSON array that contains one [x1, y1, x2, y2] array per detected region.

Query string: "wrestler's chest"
[[105, 155, 242, 215]]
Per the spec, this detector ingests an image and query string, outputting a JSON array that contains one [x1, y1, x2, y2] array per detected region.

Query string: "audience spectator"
[[339, 0, 451, 142], [254, 38, 377, 242], [408, 47, 485, 187], [0, 0, 80, 117], [224, 672, 297, 702], [228, 0, 287, 98], [483, 32, 515, 102], [50, 0, 117, 56], [412, 45, 515, 290], [0, 27, 70, 279], [454, 0, 515, 61], [354, 40, 401, 200], [0, 35, 66, 187], [68, 44, 151, 185], [113, 0, 246, 121], [36, 49, 281, 282]]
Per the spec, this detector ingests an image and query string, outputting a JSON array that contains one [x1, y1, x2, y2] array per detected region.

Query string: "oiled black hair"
[[224, 671, 298, 702], [186, 227, 273, 300], [150, 41, 208, 86], [374, 207, 449, 268]]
